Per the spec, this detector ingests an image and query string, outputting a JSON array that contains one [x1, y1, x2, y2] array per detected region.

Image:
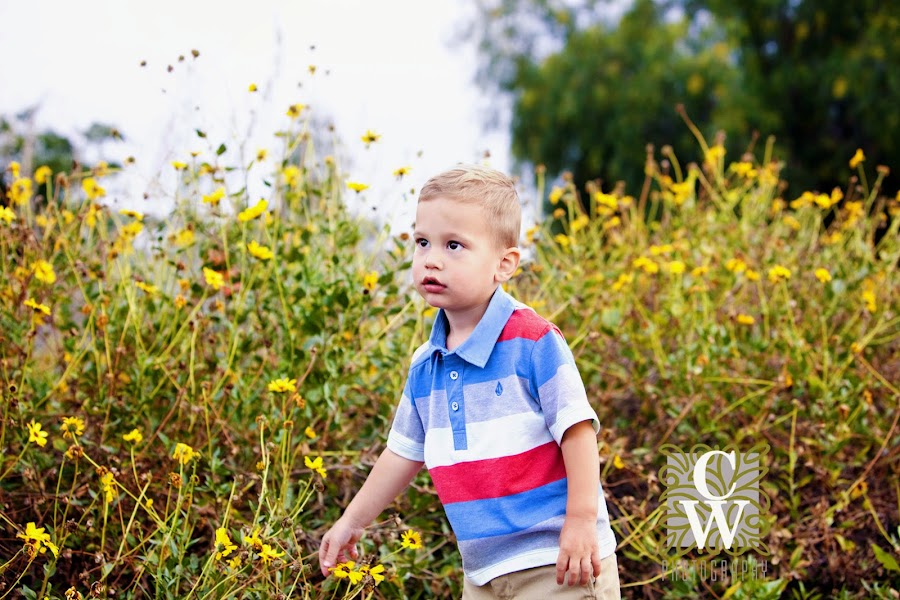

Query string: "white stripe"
[[423, 410, 554, 468]]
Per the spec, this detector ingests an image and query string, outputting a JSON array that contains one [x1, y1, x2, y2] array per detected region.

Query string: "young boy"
[[319, 165, 620, 598]]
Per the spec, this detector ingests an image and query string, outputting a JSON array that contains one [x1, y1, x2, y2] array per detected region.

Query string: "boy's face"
[[412, 196, 519, 316]]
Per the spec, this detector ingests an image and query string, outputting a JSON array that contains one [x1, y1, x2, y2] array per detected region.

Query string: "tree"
[[508, 0, 737, 193], [467, 0, 900, 196], [680, 0, 900, 194]]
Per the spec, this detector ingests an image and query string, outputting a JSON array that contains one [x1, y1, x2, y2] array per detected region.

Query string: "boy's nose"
[[424, 253, 443, 269]]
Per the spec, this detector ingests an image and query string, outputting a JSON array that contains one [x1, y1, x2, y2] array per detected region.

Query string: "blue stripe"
[[408, 338, 539, 399], [443, 478, 568, 540], [530, 331, 577, 390]]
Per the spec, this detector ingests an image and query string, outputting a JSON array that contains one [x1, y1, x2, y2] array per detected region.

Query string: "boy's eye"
[[447, 241, 463, 251], [416, 238, 429, 248]]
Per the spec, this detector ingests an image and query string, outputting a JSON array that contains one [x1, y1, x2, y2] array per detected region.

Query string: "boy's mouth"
[[421, 277, 446, 292]]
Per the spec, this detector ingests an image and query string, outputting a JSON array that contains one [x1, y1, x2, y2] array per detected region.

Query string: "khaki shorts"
[[462, 554, 621, 599]]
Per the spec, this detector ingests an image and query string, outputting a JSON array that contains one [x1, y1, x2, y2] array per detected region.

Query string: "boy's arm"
[[556, 419, 602, 586], [319, 448, 423, 575]]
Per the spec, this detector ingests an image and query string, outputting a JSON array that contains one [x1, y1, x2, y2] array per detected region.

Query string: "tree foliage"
[[468, 0, 900, 195]]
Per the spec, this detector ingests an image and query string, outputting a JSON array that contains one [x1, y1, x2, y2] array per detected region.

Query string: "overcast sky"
[[0, 0, 521, 232]]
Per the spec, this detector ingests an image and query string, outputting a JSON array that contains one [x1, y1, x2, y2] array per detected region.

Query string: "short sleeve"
[[530, 325, 600, 444], [386, 378, 426, 462]]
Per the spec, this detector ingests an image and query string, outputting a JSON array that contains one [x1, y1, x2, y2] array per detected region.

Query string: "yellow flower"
[[304, 455, 327, 478], [632, 256, 658, 274], [27, 421, 48, 447], [724, 258, 747, 274], [8, 161, 20, 178], [174, 295, 187, 309], [215, 527, 237, 559], [100, 472, 116, 504], [361, 130, 381, 145], [32, 260, 56, 284], [400, 529, 422, 550], [281, 165, 301, 188], [649, 244, 673, 256], [768, 264, 792, 283], [552, 207, 565, 219], [347, 181, 369, 193], [332, 561, 356, 579], [202, 187, 225, 206], [61, 416, 85, 439], [691, 265, 709, 277], [549, 186, 565, 204], [24, 298, 51, 316], [122, 429, 143, 444], [393, 165, 411, 178], [10, 178, 33, 205], [359, 563, 385, 584], [612, 454, 625, 469], [247, 240, 274, 261], [736, 314, 755, 325], [849, 148, 865, 169], [82, 177, 106, 200], [203, 267, 224, 290], [704, 145, 725, 165], [227, 555, 242, 569], [17, 522, 59, 558], [135, 281, 159, 295], [553, 234, 571, 248], [245, 527, 264, 551], [268, 377, 297, 393], [121, 221, 144, 238], [237, 198, 267, 222], [814, 268, 832, 283], [363, 270, 379, 291], [93, 161, 110, 178], [119, 209, 144, 221], [255, 148, 267, 162], [172, 442, 200, 465], [248, 83, 258, 92], [782, 215, 802, 231], [730, 162, 757, 178], [175, 228, 195, 247], [172, 161, 188, 171], [667, 260, 686, 275], [745, 269, 761, 282], [862, 290, 877, 313], [0, 205, 15, 224], [259, 543, 285, 565], [611, 273, 633, 291], [304, 426, 317, 439], [34, 166, 52, 185], [569, 214, 589, 233], [286, 103, 306, 119]]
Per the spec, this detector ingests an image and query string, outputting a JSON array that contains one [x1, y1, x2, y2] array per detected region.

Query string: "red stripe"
[[429, 441, 566, 504], [497, 309, 554, 342]]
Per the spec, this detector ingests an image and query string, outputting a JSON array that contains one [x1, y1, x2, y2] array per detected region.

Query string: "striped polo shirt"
[[387, 287, 617, 585]]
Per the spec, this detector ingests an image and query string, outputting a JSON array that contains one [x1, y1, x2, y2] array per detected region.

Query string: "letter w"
[[679, 500, 750, 550]]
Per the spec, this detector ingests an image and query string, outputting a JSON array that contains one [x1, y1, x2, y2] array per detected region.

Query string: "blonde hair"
[[418, 164, 521, 249]]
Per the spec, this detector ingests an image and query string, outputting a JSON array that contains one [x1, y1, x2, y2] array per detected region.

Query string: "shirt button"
[[451, 401, 459, 411], [449, 371, 459, 380]]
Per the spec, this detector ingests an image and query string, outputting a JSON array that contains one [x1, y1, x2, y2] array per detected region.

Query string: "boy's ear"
[[495, 246, 521, 283]]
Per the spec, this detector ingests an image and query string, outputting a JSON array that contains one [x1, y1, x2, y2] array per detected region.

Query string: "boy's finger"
[[577, 557, 591, 585], [592, 552, 603, 577], [555, 556, 568, 585]]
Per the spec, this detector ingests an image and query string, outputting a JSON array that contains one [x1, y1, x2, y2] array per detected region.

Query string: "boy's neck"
[[442, 294, 495, 351]]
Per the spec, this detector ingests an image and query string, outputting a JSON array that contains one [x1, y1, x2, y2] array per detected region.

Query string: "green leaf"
[[195, 129, 207, 138], [871, 542, 900, 572], [216, 143, 227, 156]]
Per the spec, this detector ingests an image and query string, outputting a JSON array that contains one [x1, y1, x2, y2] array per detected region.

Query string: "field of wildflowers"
[[1, 102, 899, 599]]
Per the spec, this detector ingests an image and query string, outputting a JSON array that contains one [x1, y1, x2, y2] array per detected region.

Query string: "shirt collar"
[[426, 286, 516, 368]]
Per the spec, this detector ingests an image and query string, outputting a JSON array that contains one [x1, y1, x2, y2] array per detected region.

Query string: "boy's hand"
[[319, 518, 365, 576], [556, 515, 602, 586]]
